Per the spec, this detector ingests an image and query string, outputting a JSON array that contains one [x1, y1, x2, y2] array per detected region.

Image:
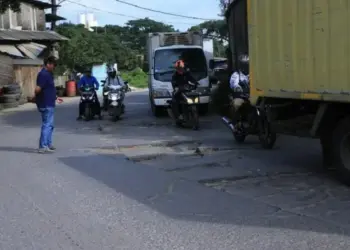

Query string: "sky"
[[53, 0, 222, 31]]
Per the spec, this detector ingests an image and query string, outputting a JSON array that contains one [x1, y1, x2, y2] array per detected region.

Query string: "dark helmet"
[[238, 54, 249, 74], [107, 66, 116, 77], [84, 67, 92, 74]]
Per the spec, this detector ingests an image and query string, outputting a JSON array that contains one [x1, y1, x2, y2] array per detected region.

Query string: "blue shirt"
[[78, 75, 99, 90], [36, 68, 56, 108]]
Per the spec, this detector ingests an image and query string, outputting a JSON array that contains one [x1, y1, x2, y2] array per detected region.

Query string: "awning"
[[16, 42, 46, 59], [0, 45, 24, 57], [45, 13, 66, 22]]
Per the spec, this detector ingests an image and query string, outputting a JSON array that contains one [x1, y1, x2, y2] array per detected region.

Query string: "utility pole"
[[51, 0, 57, 30]]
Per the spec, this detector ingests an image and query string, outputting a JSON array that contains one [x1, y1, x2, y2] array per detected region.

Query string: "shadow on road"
[[59, 152, 350, 236]]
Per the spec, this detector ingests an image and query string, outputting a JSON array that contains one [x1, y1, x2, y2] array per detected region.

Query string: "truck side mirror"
[[209, 59, 214, 70]]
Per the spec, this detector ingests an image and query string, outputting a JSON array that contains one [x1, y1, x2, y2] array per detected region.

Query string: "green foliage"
[[121, 68, 148, 89], [189, 20, 228, 41], [0, 0, 20, 13], [189, 20, 228, 57]]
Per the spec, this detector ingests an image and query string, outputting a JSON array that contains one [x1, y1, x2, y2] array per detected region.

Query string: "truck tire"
[[0, 94, 19, 103], [331, 117, 350, 185], [3, 85, 20, 95], [150, 98, 163, 117], [3, 101, 19, 109]]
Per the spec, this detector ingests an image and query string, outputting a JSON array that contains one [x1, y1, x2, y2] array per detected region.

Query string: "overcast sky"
[[53, 0, 221, 30]]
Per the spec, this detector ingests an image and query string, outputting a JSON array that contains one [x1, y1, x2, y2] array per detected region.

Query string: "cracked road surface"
[[1, 90, 350, 249]]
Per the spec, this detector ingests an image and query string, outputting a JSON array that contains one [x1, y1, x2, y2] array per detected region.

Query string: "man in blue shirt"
[[77, 68, 102, 120], [35, 56, 62, 153]]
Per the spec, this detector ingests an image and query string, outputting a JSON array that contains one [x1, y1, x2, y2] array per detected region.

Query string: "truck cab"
[[147, 32, 212, 116]]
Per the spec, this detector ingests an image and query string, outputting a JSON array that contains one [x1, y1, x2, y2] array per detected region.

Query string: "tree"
[[55, 24, 115, 73], [124, 18, 175, 52], [189, 20, 228, 42], [0, 0, 20, 13]]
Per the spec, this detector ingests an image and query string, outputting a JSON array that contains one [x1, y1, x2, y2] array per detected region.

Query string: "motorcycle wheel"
[[190, 105, 199, 130], [258, 115, 276, 149], [233, 124, 246, 143], [84, 104, 92, 121], [111, 106, 122, 122]]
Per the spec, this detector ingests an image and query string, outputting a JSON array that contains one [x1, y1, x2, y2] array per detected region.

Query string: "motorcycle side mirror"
[[101, 80, 106, 83]]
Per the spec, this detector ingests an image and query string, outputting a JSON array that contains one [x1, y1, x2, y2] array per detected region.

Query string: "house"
[[0, 0, 68, 99]]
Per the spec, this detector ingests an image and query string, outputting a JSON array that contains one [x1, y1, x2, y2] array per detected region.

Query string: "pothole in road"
[[199, 171, 350, 219], [88, 139, 241, 163]]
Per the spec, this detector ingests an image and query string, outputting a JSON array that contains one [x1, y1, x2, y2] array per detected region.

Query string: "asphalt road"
[[0, 90, 350, 249]]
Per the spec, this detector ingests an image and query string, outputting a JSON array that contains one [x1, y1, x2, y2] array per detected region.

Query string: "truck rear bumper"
[[154, 96, 210, 106]]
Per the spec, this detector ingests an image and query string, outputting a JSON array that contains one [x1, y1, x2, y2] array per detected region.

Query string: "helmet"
[[175, 60, 185, 69], [175, 60, 185, 74], [107, 66, 116, 77], [238, 54, 249, 64], [238, 54, 249, 74]]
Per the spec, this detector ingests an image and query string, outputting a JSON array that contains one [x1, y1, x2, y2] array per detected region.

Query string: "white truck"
[[147, 31, 213, 116]]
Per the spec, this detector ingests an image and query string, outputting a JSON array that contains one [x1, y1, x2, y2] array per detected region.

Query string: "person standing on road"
[[35, 56, 63, 153]]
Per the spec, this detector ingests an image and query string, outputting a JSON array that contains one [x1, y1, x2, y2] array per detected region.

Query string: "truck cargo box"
[[228, 0, 350, 104]]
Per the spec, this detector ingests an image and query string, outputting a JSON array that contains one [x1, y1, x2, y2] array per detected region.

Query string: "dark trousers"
[[79, 91, 101, 116], [172, 91, 183, 119]]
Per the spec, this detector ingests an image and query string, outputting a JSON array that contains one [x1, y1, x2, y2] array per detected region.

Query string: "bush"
[[121, 68, 148, 88]]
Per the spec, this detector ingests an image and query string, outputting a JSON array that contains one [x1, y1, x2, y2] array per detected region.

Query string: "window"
[[154, 48, 207, 82]]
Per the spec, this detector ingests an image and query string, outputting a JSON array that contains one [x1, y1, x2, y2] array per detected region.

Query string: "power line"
[[65, 0, 200, 26], [114, 0, 218, 21]]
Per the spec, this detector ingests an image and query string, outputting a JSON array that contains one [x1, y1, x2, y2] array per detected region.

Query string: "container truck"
[[226, 0, 350, 184], [147, 32, 212, 116]]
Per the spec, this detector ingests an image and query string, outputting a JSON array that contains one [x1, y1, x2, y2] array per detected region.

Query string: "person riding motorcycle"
[[104, 67, 127, 112], [229, 55, 250, 130], [77, 68, 102, 120], [171, 60, 199, 123]]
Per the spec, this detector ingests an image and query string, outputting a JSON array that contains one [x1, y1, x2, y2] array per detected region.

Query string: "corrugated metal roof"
[[16, 42, 46, 59], [0, 29, 68, 41], [0, 45, 25, 57]]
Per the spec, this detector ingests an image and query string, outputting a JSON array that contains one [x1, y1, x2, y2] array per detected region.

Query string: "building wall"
[[0, 54, 14, 87], [14, 65, 42, 98], [0, 3, 45, 31]]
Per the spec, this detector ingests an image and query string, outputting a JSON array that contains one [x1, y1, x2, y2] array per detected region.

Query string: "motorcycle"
[[166, 82, 200, 130], [221, 94, 277, 149], [80, 85, 97, 121], [107, 84, 126, 121]]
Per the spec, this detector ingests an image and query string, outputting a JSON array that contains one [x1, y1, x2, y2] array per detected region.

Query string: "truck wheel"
[[150, 98, 163, 117], [331, 117, 350, 185], [258, 116, 276, 149]]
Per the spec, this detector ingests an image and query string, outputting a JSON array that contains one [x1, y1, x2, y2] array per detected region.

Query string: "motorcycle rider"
[[103, 67, 127, 112], [171, 59, 199, 124], [77, 68, 102, 120], [228, 54, 250, 130]]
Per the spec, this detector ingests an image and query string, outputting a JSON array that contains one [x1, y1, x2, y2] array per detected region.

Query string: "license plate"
[[111, 101, 118, 106]]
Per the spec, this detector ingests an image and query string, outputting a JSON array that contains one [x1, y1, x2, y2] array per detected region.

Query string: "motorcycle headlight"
[[104, 91, 109, 95], [81, 96, 86, 100], [186, 98, 193, 104], [88, 95, 93, 100]]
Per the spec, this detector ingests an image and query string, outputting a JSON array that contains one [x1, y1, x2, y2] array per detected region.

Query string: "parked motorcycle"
[[80, 85, 98, 121], [221, 95, 276, 149], [166, 82, 200, 130]]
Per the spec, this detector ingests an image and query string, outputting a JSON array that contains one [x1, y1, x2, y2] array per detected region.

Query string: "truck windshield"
[[154, 48, 207, 82]]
